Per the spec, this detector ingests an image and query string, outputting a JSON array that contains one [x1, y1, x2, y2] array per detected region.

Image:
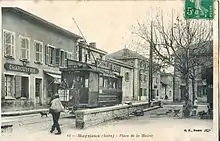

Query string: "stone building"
[[1, 7, 82, 112], [106, 48, 161, 102], [105, 57, 134, 102]]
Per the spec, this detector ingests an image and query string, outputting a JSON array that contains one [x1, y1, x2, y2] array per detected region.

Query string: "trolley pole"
[[148, 21, 153, 107]]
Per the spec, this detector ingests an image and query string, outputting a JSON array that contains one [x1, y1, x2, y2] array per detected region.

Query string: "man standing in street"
[[49, 94, 65, 135]]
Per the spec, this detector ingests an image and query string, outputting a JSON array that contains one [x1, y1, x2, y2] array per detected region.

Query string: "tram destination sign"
[[4, 63, 39, 74], [96, 59, 121, 73]]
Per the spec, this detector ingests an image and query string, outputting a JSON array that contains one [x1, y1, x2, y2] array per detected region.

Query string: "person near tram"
[[49, 94, 65, 135]]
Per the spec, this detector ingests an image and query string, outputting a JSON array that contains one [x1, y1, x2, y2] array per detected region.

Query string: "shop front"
[[2, 63, 40, 112], [43, 69, 62, 104]]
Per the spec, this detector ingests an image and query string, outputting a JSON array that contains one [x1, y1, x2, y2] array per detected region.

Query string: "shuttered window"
[[3, 30, 15, 58], [1, 74, 5, 98], [20, 36, 30, 60], [4, 75, 16, 98], [15, 76, 22, 98], [34, 41, 43, 63], [45, 45, 55, 65]]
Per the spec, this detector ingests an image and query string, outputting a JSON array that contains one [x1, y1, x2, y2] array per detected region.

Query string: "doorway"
[[35, 78, 42, 104], [21, 77, 29, 98]]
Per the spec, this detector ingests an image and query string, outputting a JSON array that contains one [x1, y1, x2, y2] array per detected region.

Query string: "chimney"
[[78, 40, 87, 48], [89, 42, 96, 48]]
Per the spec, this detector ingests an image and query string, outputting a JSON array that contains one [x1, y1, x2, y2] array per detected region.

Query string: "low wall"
[[1, 99, 48, 113], [75, 101, 161, 129]]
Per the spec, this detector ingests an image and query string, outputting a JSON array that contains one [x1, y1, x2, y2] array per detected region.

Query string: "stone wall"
[[75, 101, 161, 129]]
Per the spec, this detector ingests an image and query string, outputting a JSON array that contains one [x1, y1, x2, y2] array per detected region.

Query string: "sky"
[[1, 0, 184, 54]]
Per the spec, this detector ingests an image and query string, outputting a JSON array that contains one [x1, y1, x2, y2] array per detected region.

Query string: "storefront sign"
[[68, 61, 87, 68], [4, 63, 39, 74], [96, 59, 121, 73]]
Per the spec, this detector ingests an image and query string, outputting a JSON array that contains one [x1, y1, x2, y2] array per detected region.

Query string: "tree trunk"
[[192, 77, 195, 105], [192, 68, 196, 105], [183, 74, 191, 118], [173, 74, 175, 102]]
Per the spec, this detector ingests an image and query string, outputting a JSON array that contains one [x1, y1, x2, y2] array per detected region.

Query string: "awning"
[[46, 73, 61, 84], [46, 73, 61, 79]]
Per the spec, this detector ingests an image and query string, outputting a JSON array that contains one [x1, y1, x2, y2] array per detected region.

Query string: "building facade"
[[107, 48, 161, 102], [105, 57, 134, 102], [1, 8, 82, 112]]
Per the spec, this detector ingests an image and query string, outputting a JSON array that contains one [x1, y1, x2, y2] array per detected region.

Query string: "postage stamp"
[[0, 0, 218, 141], [185, 0, 214, 19]]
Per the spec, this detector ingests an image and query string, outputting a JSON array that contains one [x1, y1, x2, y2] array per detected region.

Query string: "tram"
[[59, 59, 123, 110]]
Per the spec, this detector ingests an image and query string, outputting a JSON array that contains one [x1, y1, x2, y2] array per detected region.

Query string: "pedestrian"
[[165, 95, 168, 100], [49, 94, 65, 135], [194, 98, 198, 106], [192, 98, 198, 116]]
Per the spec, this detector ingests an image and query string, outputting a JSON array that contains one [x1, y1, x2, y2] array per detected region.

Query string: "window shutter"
[[1, 74, 5, 98], [3, 32, 6, 56], [15, 76, 22, 98], [64, 52, 67, 67], [26, 39, 29, 60], [34, 42, 37, 62], [55, 48, 60, 66], [39, 43, 43, 63], [11, 34, 15, 57], [45, 46, 48, 64]]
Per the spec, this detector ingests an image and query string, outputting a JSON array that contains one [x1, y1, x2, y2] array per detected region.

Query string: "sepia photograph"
[[0, 0, 218, 141]]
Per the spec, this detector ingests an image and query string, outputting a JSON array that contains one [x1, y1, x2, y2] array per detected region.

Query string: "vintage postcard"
[[0, 0, 219, 141]]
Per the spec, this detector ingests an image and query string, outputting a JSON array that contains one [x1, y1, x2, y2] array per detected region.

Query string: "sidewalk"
[[1, 109, 49, 117]]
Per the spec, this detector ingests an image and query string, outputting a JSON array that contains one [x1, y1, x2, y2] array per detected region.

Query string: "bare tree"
[[131, 9, 213, 117]]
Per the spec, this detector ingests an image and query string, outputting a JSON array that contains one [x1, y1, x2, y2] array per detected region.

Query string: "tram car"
[[59, 59, 123, 111]]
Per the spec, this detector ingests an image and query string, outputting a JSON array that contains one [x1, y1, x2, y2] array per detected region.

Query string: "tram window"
[[113, 81, 116, 89], [99, 76, 103, 87], [104, 77, 108, 88], [108, 78, 116, 89], [115, 80, 118, 89], [85, 79, 89, 88], [109, 81, 113, 88]]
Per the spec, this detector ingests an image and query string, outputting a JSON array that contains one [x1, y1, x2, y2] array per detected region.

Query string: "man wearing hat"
[[49, 94, 64, 135]]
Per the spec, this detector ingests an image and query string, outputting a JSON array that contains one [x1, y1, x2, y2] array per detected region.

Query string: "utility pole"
[[171, 9, 175, 102], [148, 21, 153, 107]]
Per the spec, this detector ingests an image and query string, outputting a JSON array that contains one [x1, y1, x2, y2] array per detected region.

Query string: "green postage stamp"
[[185, 0, 214, 19]]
